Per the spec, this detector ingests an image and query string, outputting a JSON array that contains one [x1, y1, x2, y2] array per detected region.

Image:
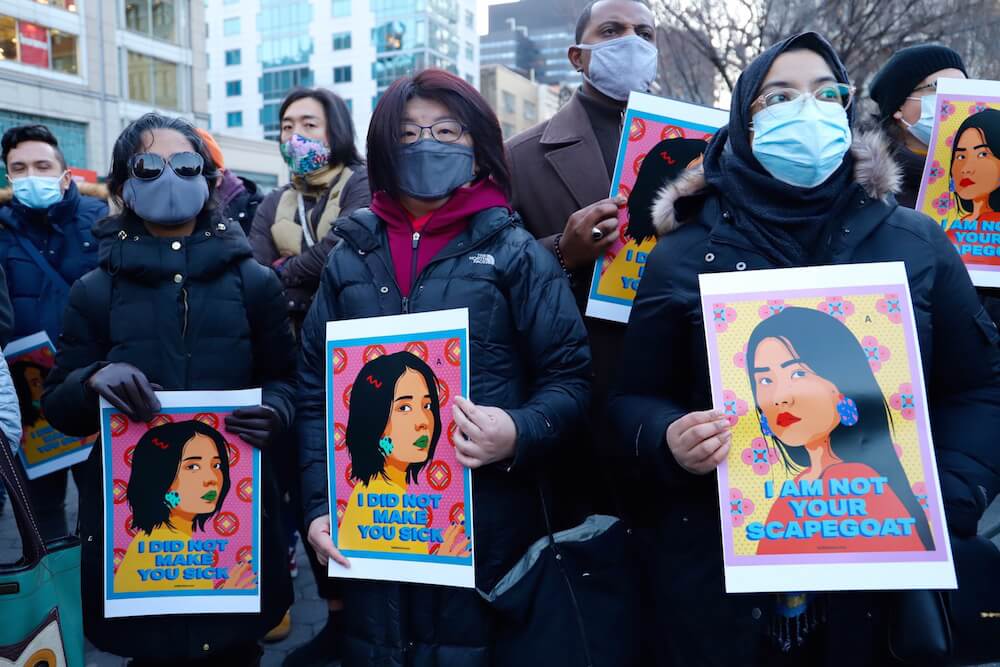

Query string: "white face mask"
[[576, 35, 658, 102], [902, 94, 936, 146]]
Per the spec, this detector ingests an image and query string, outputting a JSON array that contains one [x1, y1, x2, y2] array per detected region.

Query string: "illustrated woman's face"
[[382, 368, 434, 465], [752, 337, 841, 447], [953, 127, 1000, 204], [24, 367, 43, 402], [168, 434, 223, 516]]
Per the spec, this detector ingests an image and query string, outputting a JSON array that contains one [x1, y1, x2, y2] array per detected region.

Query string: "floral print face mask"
[[280, 133, 331, 176]]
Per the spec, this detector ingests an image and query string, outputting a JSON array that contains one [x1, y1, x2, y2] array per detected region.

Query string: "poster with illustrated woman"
[[326, 309, 474, 587], [915, 77, 1000, 287], [100, 389, 262, 617], [700, 263, 955, 593]]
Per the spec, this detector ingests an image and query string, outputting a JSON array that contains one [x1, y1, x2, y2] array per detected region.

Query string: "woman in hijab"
[[610, 32, 1000, 666]]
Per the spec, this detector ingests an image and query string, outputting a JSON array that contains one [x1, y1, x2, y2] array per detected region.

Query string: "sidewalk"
[[0, 477, 338, 667]]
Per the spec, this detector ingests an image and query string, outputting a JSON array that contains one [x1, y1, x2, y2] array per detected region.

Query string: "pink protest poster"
[[100, 389, 262, 617], [325, 309, 474, 587], [586, 91, 728, 323], [6, 332, 94, 479], [699, 263, 956, 593]]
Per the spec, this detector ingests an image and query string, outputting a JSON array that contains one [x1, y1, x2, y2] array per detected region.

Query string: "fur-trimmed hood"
[[649, 130, 902, 238], [0, 180, 108, 205]]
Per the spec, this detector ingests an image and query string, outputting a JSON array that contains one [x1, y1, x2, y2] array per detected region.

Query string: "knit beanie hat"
[[869, 45, 967, 122], [195, 128, 226, 171]]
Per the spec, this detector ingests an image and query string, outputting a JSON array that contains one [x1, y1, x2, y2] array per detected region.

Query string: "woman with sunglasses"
[[296, 69, 591, 666], [42, 113, 297, 665], [609, 33, 1000, 666]]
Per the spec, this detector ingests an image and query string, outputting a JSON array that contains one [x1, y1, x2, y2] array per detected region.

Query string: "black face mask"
[[123, 168, 209, 226], [395, 140, 475, 200]]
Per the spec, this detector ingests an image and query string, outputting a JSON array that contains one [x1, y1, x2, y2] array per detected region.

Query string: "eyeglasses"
[[129, 152, 204, 181], [751, 83, 855, 118], [908, 81, 938, 100], [399, 120, 467, 145]]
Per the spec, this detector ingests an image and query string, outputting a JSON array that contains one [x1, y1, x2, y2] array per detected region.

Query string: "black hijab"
[[703, 32, 860, 266]]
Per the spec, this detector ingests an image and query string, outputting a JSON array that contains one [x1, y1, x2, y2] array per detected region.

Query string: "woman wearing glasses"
[[610, 33, 1000, 666], [42, 113, 297, 665], [296, 69, 591, 666]]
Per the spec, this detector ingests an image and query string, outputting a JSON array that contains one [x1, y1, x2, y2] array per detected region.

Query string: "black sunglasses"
[[129, 152, 204, 181]]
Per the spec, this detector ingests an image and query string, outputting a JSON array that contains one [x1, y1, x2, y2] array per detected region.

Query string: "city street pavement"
[[0, 477, 338, 667]]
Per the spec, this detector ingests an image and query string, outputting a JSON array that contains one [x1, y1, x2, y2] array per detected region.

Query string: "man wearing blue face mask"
[[869, 45, 968, 208], [0, 124, 106, 538]]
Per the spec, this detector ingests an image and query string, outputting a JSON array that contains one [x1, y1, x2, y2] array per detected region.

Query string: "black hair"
[[1, 124, 66, 169], [346, 351, 442, 486], [627, 137, 707, 242], [105, 113, 220, 212], [367, 69, 511, 199], [126, 420, 232, 535], [279, 87, 362, 167], [746, 307, 934, 551], [10, 360, 48, 428], [575, 0, 650, 44], [950, 109, 1000, 217]]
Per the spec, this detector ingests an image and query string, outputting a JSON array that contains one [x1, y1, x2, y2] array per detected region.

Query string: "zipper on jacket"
[[401, 232, 420, 314], [180, 287, 189, 337]]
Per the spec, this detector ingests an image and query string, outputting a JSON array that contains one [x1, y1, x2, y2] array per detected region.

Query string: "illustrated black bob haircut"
[[126, 420, 231, 535], [346, 351, 442, 486], [105, 112, 220, 212], [10, 360, 48, 427], [951, 108, 1000, 217], [627, 137, 707, 242], [367, 68, 511, 199], [279, 87, 363, 167], [746, 307, 934, 550]]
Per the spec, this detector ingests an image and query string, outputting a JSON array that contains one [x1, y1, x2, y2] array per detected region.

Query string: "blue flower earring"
[[164, 490, 180, 509], [759, 413, 773, 437], [378, 436, 394, 456], [837, 394, 859, 426]]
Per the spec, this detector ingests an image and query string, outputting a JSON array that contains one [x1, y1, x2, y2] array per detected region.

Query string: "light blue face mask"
[[12, 173, 66, 209], [903, 94, 935, 146], [751, 95, 852, 189], [576, 35, 658, 102]]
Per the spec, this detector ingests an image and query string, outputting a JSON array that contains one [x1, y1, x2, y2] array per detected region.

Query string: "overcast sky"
[[476, 0, 514, 35]]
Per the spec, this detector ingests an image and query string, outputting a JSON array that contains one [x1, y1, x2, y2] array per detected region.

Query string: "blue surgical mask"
[[576, 35, 658, 102], [751, 95, 852, 189], [903, 94, 935, 146], [12, 173, 66, 209]]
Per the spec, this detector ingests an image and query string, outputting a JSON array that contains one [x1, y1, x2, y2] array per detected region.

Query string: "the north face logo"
[[468, 253, 495, 265]]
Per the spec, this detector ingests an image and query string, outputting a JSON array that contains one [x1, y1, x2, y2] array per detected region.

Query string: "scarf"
[[271, 164, 350, 257], [703, 32, 860, 267]]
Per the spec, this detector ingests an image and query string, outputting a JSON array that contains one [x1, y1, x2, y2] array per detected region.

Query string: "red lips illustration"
[[959, 178, 975, 188], [776, 412, 801, 428]]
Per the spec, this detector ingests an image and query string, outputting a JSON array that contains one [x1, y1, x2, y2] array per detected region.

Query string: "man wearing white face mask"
[[869, 45, 968, 208], [0, 124, 106, 539]]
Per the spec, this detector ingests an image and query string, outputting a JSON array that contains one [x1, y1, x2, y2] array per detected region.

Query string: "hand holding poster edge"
[[698, 262, 956, 593]]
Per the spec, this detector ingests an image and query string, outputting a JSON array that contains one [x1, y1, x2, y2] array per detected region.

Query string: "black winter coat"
[[609, 133, 1000, 667], [41, 211, 297, 661], [221, 175, 264, 236], [297, 206, 592, 666]]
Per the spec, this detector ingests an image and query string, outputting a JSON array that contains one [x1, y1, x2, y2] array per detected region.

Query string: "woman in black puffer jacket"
[[297, 69, 592, 666], [42, 113, 297, 665]]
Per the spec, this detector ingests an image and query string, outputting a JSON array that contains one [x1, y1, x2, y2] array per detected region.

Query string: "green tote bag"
[[0, 432, 83, 666]]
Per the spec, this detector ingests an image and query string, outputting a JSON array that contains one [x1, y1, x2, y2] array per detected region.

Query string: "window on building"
[[0, 110, 86, 183], [225, 49, 241, 65], [258, 0, 314, 68], [332, 0, 351, 17], [345, 98, 353, 113], [465, 41, 473, 61], [223, 17, 241, 36], [33, 0, 78, 10], [465, 73, 475, 85], [332, 32, 352, 51], [0, 15, 79, 75], [125, 0, 179, 43], [259, 67, 314, 100], [523, 100, 537, 122], [224, 0, 239, 4], [226, 80, 242, 96], [501, 122, 515, 137], [465, 9, 474, 29], [227, 111, 243, 127], [333, 65, 352, 84], [260, 103, 281, 139], [502, 91, 516, 114], [127, 50, 180, 109]]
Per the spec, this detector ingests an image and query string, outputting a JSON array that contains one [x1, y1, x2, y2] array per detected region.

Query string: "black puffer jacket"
[[41, 211, 297, 661], [297, 206, 592, 666], [609, 132, 1000, 666]]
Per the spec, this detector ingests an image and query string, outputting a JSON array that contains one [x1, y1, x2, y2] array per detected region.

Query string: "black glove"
[[225, 405, 282, 450], [86, 363, 161, 423]]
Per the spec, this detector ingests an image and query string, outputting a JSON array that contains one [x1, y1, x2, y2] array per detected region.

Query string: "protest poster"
[[915, 77, 1000, 287], [326, 309, 474, 587], [100, 389, 262, 617], [6, 332, 93, 479], [586, 91, 728, 323], [700, 262, 955, 593]]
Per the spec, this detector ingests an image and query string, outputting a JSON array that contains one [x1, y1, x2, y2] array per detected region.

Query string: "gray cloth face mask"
[[123, 168, 209, 226], [577, 35, 658, 102], [395, 140, 476, 201]]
